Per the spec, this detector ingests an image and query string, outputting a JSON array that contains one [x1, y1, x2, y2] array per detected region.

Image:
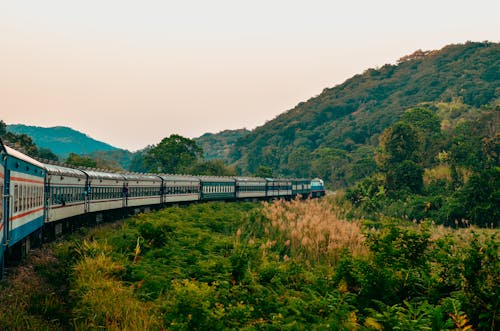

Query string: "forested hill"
[[195, 129, 250, 160], [230, 42, 499, 186], [7, 125, 121, 158]]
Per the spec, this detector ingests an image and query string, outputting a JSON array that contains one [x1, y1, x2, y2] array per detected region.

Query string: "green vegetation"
[[1, 200, 498, 330], [6, 124, 120, 158], [0, 41, 498, 329], [195, 129, 250, 160], [230, 42, 499, 188], [0, 120, 59, 161], [144, 134, 237, 176], [346, 104, 499, 227]]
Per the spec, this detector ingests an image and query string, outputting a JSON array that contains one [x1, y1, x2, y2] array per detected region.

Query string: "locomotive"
[[0, 139, 325, 278]]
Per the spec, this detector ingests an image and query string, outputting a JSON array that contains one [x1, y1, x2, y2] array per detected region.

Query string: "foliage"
[[144, 134, 203, 174], [1, 120, 57, 159], [188, 158, 237, 176], [128, 146, 152, 172], [38, 148, 59, 161], [259, 198, 367, 265], [64, 152, 98, 168], [229, 42, 499, 187], [345, 99, 498, 227], [254, 165, 273, 178], [6, 124, 120, 158], [194, 129, 250, 160], [1, 200, 499, 330]]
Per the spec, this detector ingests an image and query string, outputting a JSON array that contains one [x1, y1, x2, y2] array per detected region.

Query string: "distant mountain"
[[229, 41, 499, 186], [194, 129, 250, 160], [7, 125, 121, 158]]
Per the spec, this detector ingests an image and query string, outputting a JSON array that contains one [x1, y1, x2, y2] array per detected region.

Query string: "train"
[[0, 139, 325, 278]]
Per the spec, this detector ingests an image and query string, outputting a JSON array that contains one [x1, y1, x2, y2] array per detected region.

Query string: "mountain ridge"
[[229, 41, 499, 185], [7, 124, 123, 158]]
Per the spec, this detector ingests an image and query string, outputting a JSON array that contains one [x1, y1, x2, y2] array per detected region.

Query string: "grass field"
[[1, 199, 498, 330]]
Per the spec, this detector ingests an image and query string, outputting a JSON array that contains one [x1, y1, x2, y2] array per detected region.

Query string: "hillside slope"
[[230, 41, 499, 186], [7, 125, 121, 158], [195, 129, 250, 160]]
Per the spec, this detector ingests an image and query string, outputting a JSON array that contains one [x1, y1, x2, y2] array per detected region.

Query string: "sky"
[[1, 0, 499, 151]]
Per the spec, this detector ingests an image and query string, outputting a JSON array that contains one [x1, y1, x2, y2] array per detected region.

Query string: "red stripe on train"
[[11, 176, 44, 185], [9, 207, 44, 222]]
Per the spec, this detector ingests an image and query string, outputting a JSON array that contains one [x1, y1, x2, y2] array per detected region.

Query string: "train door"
[[122, 182, 129, 208], [84, 180, 90, 214]]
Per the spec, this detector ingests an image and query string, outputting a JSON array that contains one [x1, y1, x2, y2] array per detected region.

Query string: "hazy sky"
[[1, 1, 499, 151]]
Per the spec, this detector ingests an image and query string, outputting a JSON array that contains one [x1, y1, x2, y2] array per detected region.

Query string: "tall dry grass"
[[71, 240, 162, 330], [260, 197, 367, 266]]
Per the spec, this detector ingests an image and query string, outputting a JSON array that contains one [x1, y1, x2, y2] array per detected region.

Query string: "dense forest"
[[230, 42, 499, 187], [1, 200, 497, 330], [195, 129, 250, 160]]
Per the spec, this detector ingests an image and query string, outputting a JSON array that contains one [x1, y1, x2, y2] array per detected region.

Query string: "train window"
[[14, 184, 18, 212], [25, 186, 29, 210], [29, 186, 33, 209], [21, 185, 26, 211]]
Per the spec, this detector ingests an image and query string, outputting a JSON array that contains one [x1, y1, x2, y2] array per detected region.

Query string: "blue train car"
[[199, 176, 236, 201], [266, 178, 292, 198], [291, 178, 311, 197], [2, 145, 46, 258], [1, 141, 5, 274], [234, 176, 267, 199], [44, 163, 88, 223], [160, 174, 200, 203], [310, 178, 325, 198]]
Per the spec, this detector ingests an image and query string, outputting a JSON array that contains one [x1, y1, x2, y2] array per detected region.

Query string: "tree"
[[39, 148, 59, 161], [65, 153, 97, 168], [401, 106, 443, 166], [377, 122, 423, 193], [144, 134, 203, 174], [377, 122, 420, 167], [254, 165, 273, 178], [0, 120, 6, 136], [386, 160, 424, 194], [129, 147, 152, 173], [188, 159, 237, 176]]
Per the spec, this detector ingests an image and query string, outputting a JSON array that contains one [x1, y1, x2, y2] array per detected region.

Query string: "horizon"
[[1, 1, 499, 150]]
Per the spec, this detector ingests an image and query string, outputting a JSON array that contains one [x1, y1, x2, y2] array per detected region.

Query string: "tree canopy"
[[144, 134, 203, 174]]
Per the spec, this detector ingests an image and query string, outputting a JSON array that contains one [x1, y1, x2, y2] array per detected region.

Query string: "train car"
[[266, 178, 292, 198], [291, 178, 311, 197], [310, 178, 325, 198], [2, 145, 46, 256], [0, 141, 5, 274], [82, 169, 126, 215], [199, 176, 236, 201], [160, 174, 200, 203], [123, 173, 162, 209], [234, 176, 266, 199], [44, 163, 87, 223]]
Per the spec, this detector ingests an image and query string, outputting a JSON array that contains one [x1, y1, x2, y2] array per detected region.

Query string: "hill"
[[194, 129, 250, 160], [7, 125, 122, 158], [230, 41, 499, 186]]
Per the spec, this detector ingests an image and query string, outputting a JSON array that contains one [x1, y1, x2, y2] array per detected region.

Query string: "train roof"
[[4, 145, 45, 168], [234, 176, 266, 182], [81, 169, 125, 181], [123, 173, 161, 181], [158, 174, 200, 181], [265, 177, 292, 182], [44, 163, 87, 178], [199, 176, 236, 182]]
